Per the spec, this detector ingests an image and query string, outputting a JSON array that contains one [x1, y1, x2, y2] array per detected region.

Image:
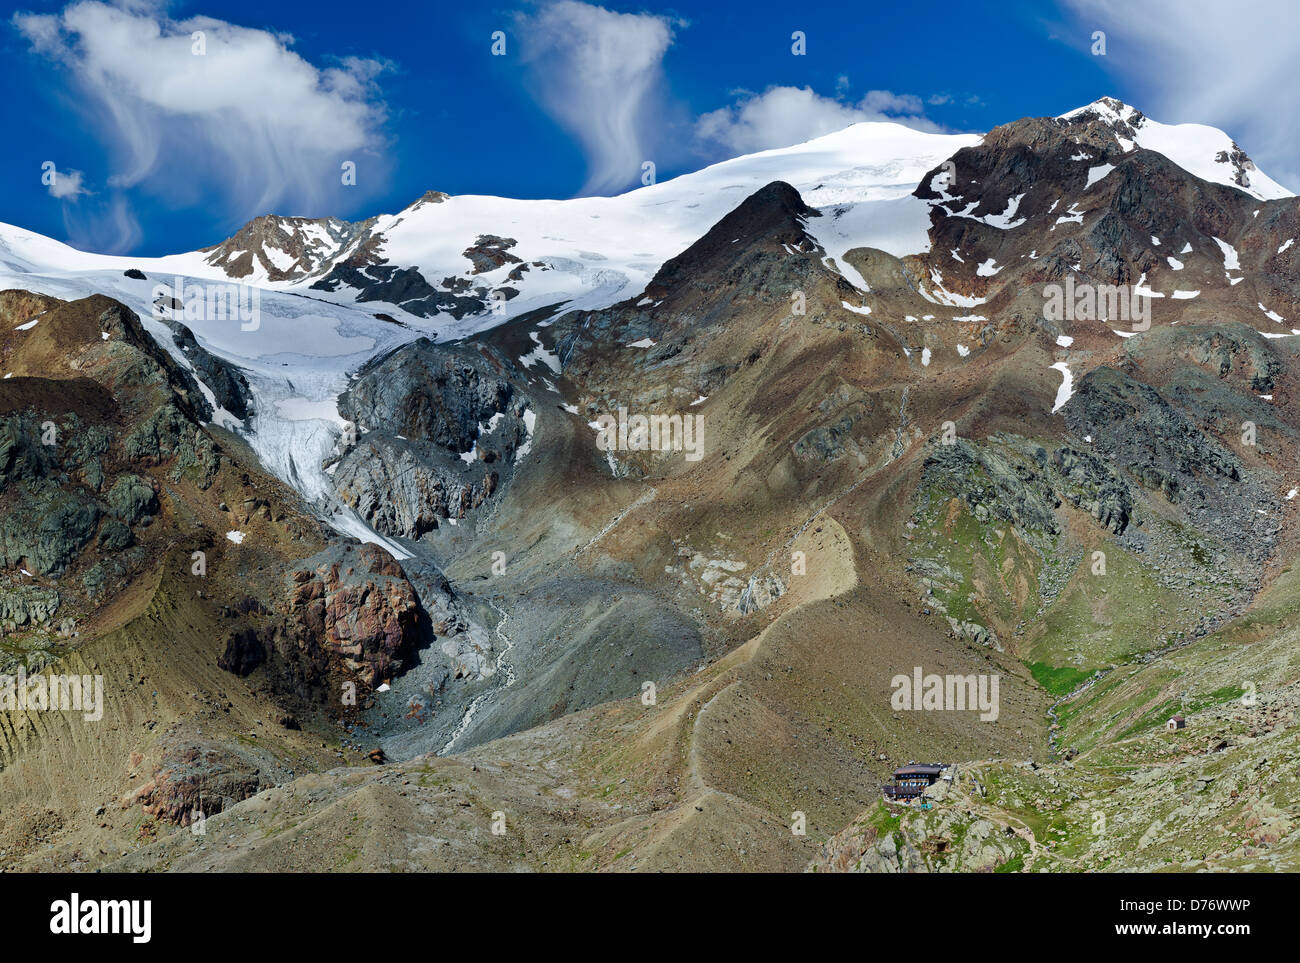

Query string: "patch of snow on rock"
[[1049, 361, 1074, 413]]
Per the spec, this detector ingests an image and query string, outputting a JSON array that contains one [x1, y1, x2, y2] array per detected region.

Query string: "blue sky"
[[2, 0, 1296, 256]]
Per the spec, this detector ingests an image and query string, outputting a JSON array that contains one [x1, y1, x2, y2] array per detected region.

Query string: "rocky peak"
[[201, 213, 369, 282], [647, 180, 821, 297], [1061, 96, 1147, 139], [409, 189, 450, 211]]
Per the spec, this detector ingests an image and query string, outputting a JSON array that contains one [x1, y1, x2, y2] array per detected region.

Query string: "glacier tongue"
[[0, 246, 421, 556]]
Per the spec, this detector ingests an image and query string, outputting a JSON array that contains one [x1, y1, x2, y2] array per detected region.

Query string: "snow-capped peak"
[[1060, 97, 1291, 201], [200, 213, 371, 284]]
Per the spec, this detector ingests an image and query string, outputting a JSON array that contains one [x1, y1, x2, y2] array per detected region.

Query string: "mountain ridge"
[[3, 98, 1300, 873]]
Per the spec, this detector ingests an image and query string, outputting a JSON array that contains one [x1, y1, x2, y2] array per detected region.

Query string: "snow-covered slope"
[[1, 121, 983, 343], [277, 122, 982, 338], [1060, 98, 1292, 201]]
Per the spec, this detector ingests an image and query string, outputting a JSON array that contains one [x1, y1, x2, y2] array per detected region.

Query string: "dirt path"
[[575, 487, 657, 556]]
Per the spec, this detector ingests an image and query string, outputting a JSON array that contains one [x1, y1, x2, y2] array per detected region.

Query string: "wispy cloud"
[[695, 85, 944, 157], [515, 0, 677, 196], [1060, 0, 1300, 190], [62, 193, 141, 255], [14, 0, 390, 246]]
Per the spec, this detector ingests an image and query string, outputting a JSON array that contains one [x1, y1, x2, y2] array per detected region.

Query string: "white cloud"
[[515, 0, 677, 196], [46, 166, 89, 200], [695, 86, 943, 156], [1061, 0, 1300, 190], [858, 90, 928, 116], [14, 1, 389, 227]]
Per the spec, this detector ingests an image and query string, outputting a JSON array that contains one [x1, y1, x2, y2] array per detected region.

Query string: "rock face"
[[1174, 327, 1281, 393], [334, 440, 499, 538], [106, 474, 158, 525], [122, 403, 220, 486], [922, 433, 1134, 542], [0, 402, 113, 578], [0, 300, 224, 596], [340, 339, 518, 451], [131, 737, 280, 826], [162, 319, 253, 420], [0, 586, 59, 628], [921, 438, 1062, 538], [1051, 446, 1132, 534], [199, 213, 371, 283], [332, 340, 530, 538], [276, 543, 428, 689], [1063, 365, 1275, 558], [217, 627, 265, 677]]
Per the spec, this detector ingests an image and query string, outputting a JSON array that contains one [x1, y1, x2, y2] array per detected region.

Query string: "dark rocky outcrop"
[[1065, 367, 1242, 496], [0, 585, 59, 627], [131, 738, 278, 826], [106, 474, 158, 524], [341, 339, 517, 452], [312, 262, 494, 319], [331, 340, 530, 537], [123, 404, 220, 487], [1052, 446, 1132, 534], [218, 627, 266, 676], [462, 235, 522, 275], [921, 438, 1061, 537], [164, 319, 253, 420], [334, 440, 500, 538]]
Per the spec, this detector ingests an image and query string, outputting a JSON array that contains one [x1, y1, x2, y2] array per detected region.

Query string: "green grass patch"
[[995, 853, 1025, 873], [1027, 661, 1094, 697]]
